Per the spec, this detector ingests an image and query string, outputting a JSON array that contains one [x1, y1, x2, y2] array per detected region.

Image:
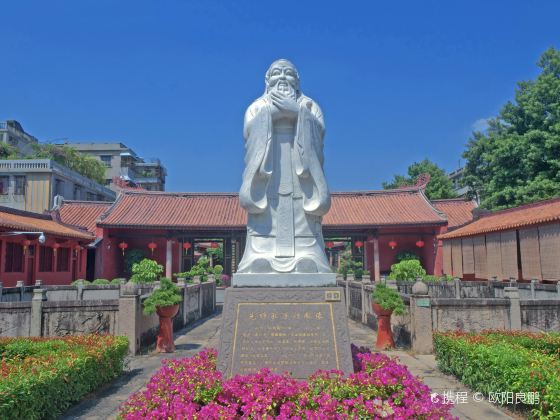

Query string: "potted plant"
[[371, 283, 406, 350], [143, 277, 183, 353]]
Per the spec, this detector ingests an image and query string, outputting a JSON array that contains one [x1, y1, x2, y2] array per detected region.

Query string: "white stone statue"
[[237, 59, 332, 275]]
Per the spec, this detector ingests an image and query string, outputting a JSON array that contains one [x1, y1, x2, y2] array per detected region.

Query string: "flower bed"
[[434, 331, 560, 419], [119, 345, 453, 419], [0, 335, 128, 419]]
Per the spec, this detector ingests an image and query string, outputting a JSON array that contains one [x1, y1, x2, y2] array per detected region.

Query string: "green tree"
[[0, 143, 19, 159], [383, 159, 457, 199], [29, 143, 106, 184], [462, 48, 560, 210]]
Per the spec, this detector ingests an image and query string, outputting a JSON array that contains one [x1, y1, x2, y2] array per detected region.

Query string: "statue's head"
[[265, 59, 300, 99]]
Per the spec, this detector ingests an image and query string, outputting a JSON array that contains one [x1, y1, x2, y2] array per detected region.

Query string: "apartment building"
[[0, 120, 39, 156], [59, 142, 167, 191], [0, 159, 115, 213]]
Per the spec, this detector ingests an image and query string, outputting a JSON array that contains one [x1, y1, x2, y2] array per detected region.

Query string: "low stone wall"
[[0, 301, 31, 336], [430, 298, 510, 331], [42, 300, 119, 336], [521, 300, 560, 332], [0, 280, 217, 354]]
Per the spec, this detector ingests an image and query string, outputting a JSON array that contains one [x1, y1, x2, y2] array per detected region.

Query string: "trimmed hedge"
[[0, 335, 128, 420], [434, 331, 560, 419]]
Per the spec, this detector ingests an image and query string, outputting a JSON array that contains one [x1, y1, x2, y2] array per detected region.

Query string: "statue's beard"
[[271, 81, 297, 100]]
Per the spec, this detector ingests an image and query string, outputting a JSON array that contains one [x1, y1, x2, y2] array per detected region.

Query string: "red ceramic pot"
[[372, 302, 395, 350], [155, 304, 180, 353]]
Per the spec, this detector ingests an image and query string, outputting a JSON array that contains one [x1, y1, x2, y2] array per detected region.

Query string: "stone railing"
[[0, 280, 217, 354], [338, 277, 560, 354], [395, 278, 560, 300]]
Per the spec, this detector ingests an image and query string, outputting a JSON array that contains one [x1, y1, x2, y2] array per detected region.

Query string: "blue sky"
[[1, 1, 559, 192]]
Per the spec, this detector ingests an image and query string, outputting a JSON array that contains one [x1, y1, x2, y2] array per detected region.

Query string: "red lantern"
[[22, 239, 31, 255], [326, 241, 334, 249], [416, 240, 425, 248], [183, 241, 192, 254], [388, 240, 397, 250], [148, 241, 157, 255], [53, 242, 60, 256], [74, 244, 82, 256], [354, 240, 364, 249], [118, 241, 128, 256], [211, 242, 219, 249]]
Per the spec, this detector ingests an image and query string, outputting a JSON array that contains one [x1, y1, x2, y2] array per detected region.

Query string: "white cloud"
[[471, 117, 491, 133]]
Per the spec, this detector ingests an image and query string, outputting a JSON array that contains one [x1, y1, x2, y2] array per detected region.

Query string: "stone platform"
[[218, 286, 353, 379], [232, 272, 336, 287]]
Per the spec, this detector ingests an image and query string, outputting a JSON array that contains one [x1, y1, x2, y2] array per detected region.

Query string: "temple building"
[[56, 187, 476, 282], [439, 197, 560, 283], [0, 206, 93, 286]]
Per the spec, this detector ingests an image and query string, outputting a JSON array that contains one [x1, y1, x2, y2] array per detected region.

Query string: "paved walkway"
[[347, 320, 514, 420], [63, 311, 513, 420]]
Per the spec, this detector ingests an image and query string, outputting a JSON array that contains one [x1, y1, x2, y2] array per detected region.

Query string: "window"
[[100, 155, 112, 167], [14, 176, 26, 195], [56, 248, 70, 272], [5, 243, 24, 272], [73, 185, 82, 200], [0, 176, 9, 195], [39, 246, 54, 272], [54, 179, 64, 196], [86, 192, 95, 201]]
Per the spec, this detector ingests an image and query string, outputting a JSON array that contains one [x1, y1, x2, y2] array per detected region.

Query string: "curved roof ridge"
[[118, 188, 424, 197], [60, 199, 114, 205], [431, 197, 476, 203], [479, 196, 560, 219]]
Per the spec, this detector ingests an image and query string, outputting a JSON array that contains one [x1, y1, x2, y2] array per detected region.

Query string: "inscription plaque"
[[218, 287, 353, 379]]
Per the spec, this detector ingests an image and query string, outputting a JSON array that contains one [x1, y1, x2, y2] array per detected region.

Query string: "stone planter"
[[372, 302, 395, 350], [155, 304, 180, 353]]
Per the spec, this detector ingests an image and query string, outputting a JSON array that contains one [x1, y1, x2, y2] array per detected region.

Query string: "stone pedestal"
[[218, 285, 353, 379], [232, 273, 336, 288]]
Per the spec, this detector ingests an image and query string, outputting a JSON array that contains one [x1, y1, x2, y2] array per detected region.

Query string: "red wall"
[[98, 228, 181, 280], [369, 227, 441, 277], [0, 237, 86, 287]]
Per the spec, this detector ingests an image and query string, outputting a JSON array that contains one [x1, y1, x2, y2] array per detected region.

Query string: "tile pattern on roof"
[[0, 207, 94, 241], [432, 199, 476, 229], [97, 189, 447, 228], [59, 201, 112, 233], [439, 197, 560, 239]]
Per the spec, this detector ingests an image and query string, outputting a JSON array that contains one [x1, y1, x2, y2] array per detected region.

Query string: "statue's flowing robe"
[[238, 94, 331, 273]]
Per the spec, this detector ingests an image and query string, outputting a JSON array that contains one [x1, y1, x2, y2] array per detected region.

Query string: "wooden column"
[[165, 239, 173, 279], [373, 237, 380, 282]]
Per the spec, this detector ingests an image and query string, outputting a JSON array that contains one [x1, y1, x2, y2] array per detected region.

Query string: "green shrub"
[[143, 278, 183, 315], [92, 278, 110, 285], [372, 283, 406, 315], [175, 257, 223, 282], [434, 331, 560, 418], [111, 278, 126, 285], [477, 330, 560, 359], [71, 279, 90, 286], [337, 250, 366, 280], [130, 258, 164, 284], [388, 259, 426, 280], [0, 335, 128, 419]]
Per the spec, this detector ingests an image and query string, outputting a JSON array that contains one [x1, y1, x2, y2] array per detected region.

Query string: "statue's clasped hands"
[[270, 91, 299, 119]]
